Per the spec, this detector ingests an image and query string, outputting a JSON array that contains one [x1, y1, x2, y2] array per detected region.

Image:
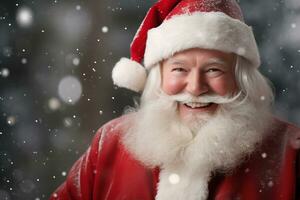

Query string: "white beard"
[[121, 94, 272, 200]]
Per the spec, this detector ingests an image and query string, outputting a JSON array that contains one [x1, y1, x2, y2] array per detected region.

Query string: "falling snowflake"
[[1, 68, 10, 77], [102, 26, 109, 33], [267, 181, 274, 187], [168, 173, 180, 184], [76, 5, 81, 11], [260, 96, 265, 101], [48, 97, 61, 111], [7, 116, 16, 126], [261, 152, 267, 158], [21, 58, 27, 64], [72, 57, 80, 66], [237, 47, 246, 55], [63, 118, 73, 127]]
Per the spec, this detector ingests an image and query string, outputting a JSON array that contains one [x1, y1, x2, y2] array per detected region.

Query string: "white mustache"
[[164, 92, 242, 104]]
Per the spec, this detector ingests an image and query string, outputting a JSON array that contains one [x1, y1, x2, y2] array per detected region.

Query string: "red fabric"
[[166, 0, 243, 20], [130, 0, 181, 62], [50, 116, 300, 200]]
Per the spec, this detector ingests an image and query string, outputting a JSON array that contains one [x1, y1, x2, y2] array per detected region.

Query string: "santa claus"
[[50, 0, 300, 199]]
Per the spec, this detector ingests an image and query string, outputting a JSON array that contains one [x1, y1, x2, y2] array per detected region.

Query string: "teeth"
[[185, 102, 210, 108]]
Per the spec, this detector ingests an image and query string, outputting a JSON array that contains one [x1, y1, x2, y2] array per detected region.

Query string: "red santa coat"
[[50, 116, 300, 200]]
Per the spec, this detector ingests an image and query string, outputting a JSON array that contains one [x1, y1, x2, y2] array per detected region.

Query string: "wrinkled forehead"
[[162, 48, 237, 66]]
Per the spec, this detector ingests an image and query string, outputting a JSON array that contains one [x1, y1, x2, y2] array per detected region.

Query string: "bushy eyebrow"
[[168, 58, 188, 65], [204, 58, 227, 66], [167, 57, 227, 66], [167, 59, 187, 65]]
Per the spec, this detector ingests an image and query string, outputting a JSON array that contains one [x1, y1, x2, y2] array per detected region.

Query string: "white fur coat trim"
[[155, 164, 211, 200], [144, 12, 260, 69]]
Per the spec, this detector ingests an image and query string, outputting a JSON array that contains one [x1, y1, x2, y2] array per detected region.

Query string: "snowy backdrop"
[[0, 0, 299, 199]]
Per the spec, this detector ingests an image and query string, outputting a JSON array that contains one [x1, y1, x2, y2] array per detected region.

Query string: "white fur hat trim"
[[144, 12, 260, 69], [112, 57, 147, 92]]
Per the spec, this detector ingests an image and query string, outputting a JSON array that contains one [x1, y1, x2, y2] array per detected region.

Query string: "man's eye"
[[172, 68, 186, 72], [206, 68, 224, 77], [207, 68, 221, 72]]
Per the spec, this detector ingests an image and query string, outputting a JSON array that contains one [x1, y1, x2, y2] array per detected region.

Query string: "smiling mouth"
[[183, 102, 214, 109]]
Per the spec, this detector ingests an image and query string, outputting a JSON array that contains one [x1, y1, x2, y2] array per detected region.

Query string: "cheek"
[[208, 76, 237, 96], [161, 75, 185, 95]]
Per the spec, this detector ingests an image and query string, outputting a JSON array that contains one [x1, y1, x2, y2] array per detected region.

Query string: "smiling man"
[[51, 0, 300, 199], [161, 49, 237, 119]]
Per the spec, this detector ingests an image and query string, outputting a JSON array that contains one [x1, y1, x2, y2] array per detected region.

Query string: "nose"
[[186, 71, 208, 96]]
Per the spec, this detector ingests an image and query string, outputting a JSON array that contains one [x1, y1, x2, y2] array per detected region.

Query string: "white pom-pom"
[[112, 58, 147, 92]]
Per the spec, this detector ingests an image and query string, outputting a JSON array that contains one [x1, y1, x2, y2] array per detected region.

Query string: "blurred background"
[[0, 0, 299, 199]]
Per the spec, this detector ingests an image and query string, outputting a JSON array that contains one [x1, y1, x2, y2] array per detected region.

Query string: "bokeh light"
[[58, 76, 82, 105], [16, 7, 33, 27]]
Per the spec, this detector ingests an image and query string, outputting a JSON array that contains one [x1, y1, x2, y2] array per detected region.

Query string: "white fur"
[[144, 12, 260, 69], [121, 95, 272, 200], [112, 57, 147, 92]]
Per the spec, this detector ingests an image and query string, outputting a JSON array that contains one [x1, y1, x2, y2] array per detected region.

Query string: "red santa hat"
[[112, 0, 260, 92]]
